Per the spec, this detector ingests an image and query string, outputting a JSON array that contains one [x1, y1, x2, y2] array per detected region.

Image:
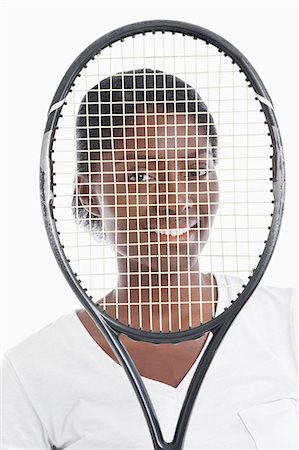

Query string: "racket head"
[[40, 20, 285, 343]]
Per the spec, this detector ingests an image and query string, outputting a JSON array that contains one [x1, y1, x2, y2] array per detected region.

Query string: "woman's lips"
[[152, 227, 190, 236], [149, 224, 197, 241]]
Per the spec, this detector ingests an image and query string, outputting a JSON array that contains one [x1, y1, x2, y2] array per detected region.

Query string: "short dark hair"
[[73, 68, 218, 235]]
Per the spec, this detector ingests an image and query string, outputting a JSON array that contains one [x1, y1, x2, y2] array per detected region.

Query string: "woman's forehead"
[[101, 147, 211, 165], [109, 112, 209, 154], [128, 112, 207, 131]]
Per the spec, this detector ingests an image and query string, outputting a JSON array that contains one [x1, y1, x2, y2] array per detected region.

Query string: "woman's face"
[[85, 112, 219, 272]]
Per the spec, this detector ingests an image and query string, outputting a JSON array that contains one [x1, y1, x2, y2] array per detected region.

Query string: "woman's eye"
[[188, 169, 208, 178], [127, 172, 155, 182]]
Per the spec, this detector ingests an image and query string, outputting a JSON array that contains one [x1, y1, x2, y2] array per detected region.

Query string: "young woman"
[[3, 70, 297, 449], [75, 69, 219, 388]]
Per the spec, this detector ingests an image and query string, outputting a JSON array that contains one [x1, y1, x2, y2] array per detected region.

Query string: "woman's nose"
[[157, 176, 194, 216]]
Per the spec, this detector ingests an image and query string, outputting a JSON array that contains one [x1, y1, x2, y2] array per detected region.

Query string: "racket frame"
[[40, 20, 285, 450]]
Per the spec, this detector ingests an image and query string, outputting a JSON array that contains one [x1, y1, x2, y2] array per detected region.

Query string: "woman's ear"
[[77, 175, 102, 217]]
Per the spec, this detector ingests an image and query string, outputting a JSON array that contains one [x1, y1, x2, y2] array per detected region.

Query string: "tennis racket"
[[40, 20, 285, 450]]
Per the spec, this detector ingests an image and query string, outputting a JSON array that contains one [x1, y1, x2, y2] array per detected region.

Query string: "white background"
[[1, 0, 298, 354]]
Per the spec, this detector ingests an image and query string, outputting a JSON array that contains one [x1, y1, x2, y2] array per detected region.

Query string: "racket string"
[[51, 29, 274, 332]]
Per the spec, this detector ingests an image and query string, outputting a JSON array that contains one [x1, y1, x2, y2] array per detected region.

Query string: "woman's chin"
[[134, 253, 200, 273], [113, 228, 210, 271]]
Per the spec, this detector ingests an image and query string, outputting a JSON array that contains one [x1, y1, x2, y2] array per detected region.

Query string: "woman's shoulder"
[[215, 272, 296, 322], [245, 279, 297, 323], [4, 311, 79, 371], [219, 274, 297, 365], [218, 273, 297, 310]]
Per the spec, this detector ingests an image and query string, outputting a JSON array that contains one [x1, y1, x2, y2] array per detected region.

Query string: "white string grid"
[[52, 31, 273, 332]]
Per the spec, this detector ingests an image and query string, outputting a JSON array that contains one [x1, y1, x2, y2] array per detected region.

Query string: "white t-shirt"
[[2, 276, 298, 449]]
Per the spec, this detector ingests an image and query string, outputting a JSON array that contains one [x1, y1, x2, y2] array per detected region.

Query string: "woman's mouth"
[[149, 224, 197, 241], [152, 227, 190, 237]]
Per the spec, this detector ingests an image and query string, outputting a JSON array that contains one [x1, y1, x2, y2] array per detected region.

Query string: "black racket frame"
[[40, 20, 285, 450]]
